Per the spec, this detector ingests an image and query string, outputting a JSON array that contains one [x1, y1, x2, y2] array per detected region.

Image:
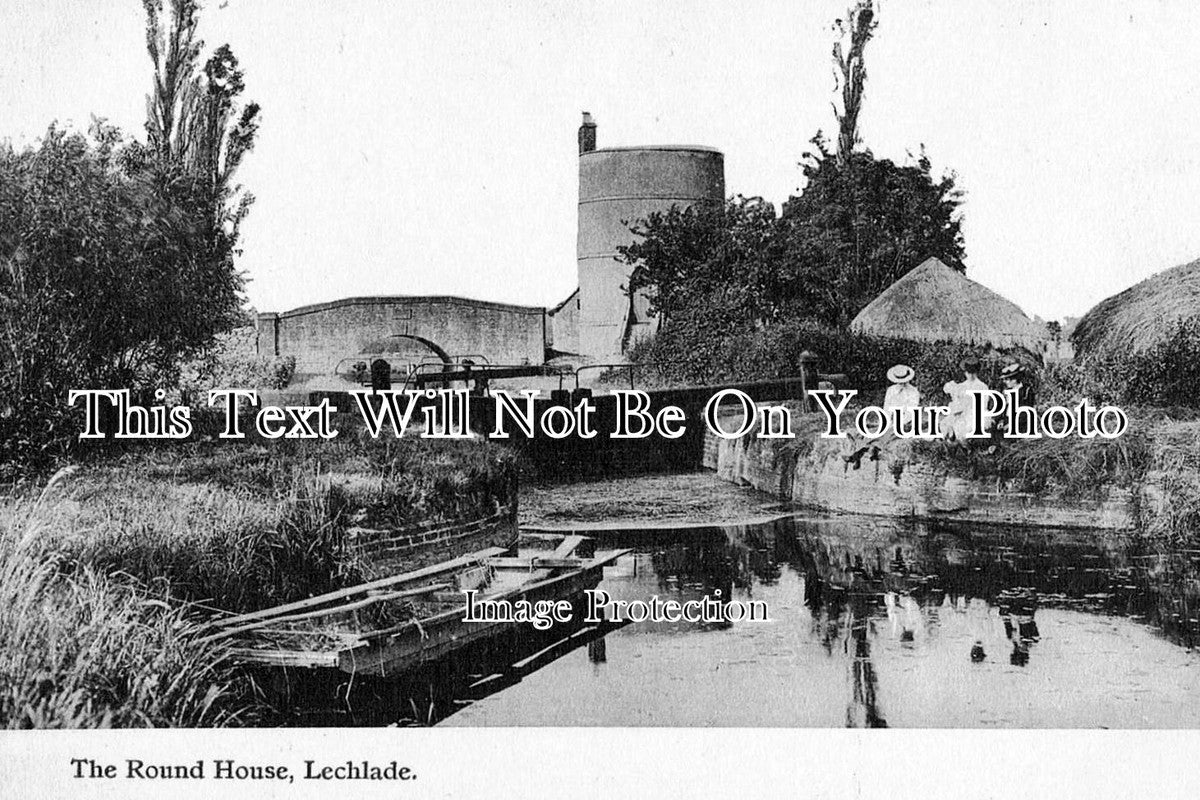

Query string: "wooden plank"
[[517, 531, 569, 544], [208, 547, 507, 629], [252, 629, 362, 643], [200, 583, 450, 644], [552, 535, 586, 558], [510, 625, 601, 672], [228, 648, 340, 669], [486, 557, 590, 570]]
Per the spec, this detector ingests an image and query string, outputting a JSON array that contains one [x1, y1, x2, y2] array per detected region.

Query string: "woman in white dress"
[[940, 356, 991, 441]]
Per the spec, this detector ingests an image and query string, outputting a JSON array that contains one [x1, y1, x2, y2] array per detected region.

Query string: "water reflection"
[[444, 515, 1200, 728]]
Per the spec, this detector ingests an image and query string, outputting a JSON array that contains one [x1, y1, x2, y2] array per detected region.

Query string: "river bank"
[[0, 437, 517, 728], [704, 404, 1200, 539]]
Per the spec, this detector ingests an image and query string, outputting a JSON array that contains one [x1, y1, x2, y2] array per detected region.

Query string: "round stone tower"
[[576, 114, 725, 360]]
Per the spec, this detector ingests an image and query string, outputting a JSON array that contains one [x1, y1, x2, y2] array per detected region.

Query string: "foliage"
[[831, 1, 877, 165], [0, 2, 260, 470], [174, 326, 296, 403], [616, 147, 964, 355], [620, 137, 965, 337], [1141, 422, 1200, 543], [778, 143, 966, 327], [1041, 319, 1200, 408], [635, 314, 1032, 406], [0, 125, 245, 468], [620, 196, 785, 326], [1121, 319, 1200, 407], [144, 0, 260, 232], [617, 0, 963, 362], [910, 430, 1152, 499]]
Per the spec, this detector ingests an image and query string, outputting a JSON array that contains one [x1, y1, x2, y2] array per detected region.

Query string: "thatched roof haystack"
[[850, 257, 1046, 351], [1072, 257, 1200, 355]]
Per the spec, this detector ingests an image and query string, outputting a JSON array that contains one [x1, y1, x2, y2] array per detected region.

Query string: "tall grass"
[[49, 462, 357, 613], [0, 435, 517, 727], [1138, 422, 1200, 544], [11, 437, 517, 614], [910, 430, 1154, 498], [0, 473, 246, 728]]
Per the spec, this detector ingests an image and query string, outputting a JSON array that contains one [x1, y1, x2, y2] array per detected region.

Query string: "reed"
[[0, 473, 246, 728]]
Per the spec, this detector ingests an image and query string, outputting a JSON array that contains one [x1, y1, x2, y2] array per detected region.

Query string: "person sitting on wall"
[[940, 356, 991, 442], [883, 364, 921, 432], [843, 364, 921, 467], [999, 362, 1035, 408], [989, 362, 1036, 440]]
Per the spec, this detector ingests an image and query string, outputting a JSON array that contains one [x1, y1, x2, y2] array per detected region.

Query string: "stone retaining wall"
[[703, 413, 1138, 530]]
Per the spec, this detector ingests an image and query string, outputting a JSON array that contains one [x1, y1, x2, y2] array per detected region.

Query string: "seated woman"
[[940, 356, 991, 442], [883, 364, 921, 431], [843, 364, 920, 466]]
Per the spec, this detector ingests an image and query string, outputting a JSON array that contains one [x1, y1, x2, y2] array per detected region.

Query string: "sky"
[[3, 0, 1200, 322]]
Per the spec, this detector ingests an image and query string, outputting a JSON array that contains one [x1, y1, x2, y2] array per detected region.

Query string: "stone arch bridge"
[[256, 296, 547, 381]]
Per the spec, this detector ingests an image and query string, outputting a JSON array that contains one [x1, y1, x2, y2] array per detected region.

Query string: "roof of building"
[[1072, 256, 1200, 355], [581, 145, 724, 156], [547, 286, 580, 315], [850, 257, 1046, 351], [262, 295, 546, 319]]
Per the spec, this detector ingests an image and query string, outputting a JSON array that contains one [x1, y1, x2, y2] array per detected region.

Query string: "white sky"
[[3, 0, 1200, 322]]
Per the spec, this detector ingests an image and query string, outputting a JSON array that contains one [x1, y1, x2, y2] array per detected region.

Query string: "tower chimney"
[[578, 112, 597, 154]]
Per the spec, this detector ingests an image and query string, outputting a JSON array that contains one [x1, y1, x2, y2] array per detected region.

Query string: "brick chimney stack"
[[578, 112, 597, 154]]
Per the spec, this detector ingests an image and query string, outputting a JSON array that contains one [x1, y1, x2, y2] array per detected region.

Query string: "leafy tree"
[[0, 2, 259, 467], [779, 139, 966, 327], [144, 0, 260, 280], [620, 0, 963, 337], [620, 196, 786, 326], [0, 124, 245, 465], [779, 1, 964, 327]]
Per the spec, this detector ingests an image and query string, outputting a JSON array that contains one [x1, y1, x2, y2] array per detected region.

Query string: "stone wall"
[[703, 412, 1139, 530], [257, 296, 546, 378]]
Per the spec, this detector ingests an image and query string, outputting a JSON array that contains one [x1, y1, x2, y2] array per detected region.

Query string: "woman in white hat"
[[844, 364, 923, 466], [883, 364, 921, 434]]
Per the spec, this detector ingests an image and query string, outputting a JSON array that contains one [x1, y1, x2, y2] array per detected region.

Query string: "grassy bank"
[[3, 436, 516, 614], [0, 435, 517, 727], [910, 416, 1200, 544]]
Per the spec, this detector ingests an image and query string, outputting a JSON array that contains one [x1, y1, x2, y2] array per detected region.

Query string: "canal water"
[[427, 513, 1200, 728]]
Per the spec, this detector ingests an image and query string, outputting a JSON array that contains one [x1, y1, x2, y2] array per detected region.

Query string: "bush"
[[909, 429, 1153, 498], [174, 326, 296, 403], [0, 125, 244, 470], [1043, 319, 1200, 409], [1124, 319, 1200, 406], [635, 312, 1038, 406]]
